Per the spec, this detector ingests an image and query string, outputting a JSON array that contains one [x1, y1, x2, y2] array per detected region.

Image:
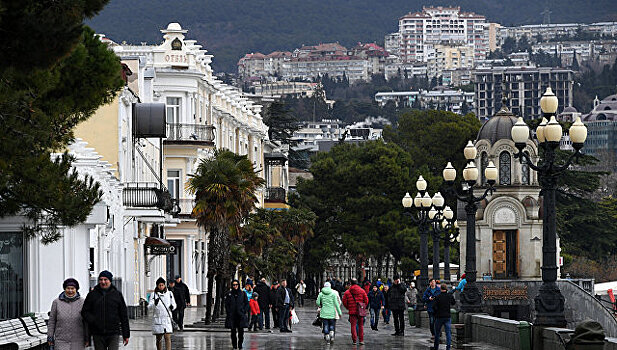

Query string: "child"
[[248, 292, 261, 331]]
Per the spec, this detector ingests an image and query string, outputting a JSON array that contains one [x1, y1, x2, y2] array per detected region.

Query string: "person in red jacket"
[[342, 278, 369, 345], [248, 292, 261, 332]]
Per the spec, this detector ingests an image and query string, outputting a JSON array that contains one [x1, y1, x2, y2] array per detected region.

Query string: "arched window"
[[521, 151, 530, 185], [499, 151, 511, 185], [481, 152, 489, 185]]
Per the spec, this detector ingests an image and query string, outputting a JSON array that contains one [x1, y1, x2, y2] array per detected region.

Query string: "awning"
[[145, 236, 171, 246]]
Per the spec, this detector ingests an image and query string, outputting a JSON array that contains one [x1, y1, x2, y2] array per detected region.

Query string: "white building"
[[375, 88, 474, 114]]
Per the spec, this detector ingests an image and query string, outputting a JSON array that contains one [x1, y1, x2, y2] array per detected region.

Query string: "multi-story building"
[[488, 22, 502, 52], [375, 88, 473, 113], [427, 44, 474, 78], [384, 32, 401, 57], [384, 59, 427, 80], [581, 94, 617, 170], [442, 68, 472, 86], [473, 66, 574, 120], [252, 81, 318, 98], [281, 57, 370, 83], [500, 22, 617, 45], [397, 6, 488, 63]]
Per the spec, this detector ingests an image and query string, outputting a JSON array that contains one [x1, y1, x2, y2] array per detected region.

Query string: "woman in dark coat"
[[225, 279, 249, 350]]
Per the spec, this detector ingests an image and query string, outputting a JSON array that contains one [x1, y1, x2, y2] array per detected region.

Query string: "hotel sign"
[[482, 285, 528, 300], [165, 54, 188, 64]]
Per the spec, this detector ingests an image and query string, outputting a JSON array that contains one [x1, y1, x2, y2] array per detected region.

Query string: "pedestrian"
[[342, 278, 368, 346], [368, 284, 385, 331], [248, 292, 261, 332], [317, 282, 342, 343], [148, 277, 177, 350], [253, 278, 271, 330], [432, 283, 456, 350], [295, 280, 306, 307], [453, 274, 467, 293], [382, 284, 391, 324], [406, 282, 418, 310], [225, 279, 249, 350], [243, 282, 254, 321], [173, 275, 190, 330], [362, 280, 371, 294], [270, 281, 280, 328], [388, 276, 407, 336], [47, 278, 88, 350], [276, 279, 294, 333], [423, 278, 441, 340], [81, 270, 130, 350]]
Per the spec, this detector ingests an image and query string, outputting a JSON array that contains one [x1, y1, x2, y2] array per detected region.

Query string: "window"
[[481, 152, 489, 185], [0, 233, 24, 320], [167, 169, 181, 199], [521, 151, 530, 185], [166, 97, 181, 124], [499, 151, 511, 185]]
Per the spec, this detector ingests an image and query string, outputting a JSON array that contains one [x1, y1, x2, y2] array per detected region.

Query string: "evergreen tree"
[[0, 1, 124, 243], [263, 101, 300, 145]]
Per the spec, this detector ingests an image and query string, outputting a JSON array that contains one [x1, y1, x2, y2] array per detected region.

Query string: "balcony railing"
[[178, 198, 195, 216], [264, 187, 286, 203], [123, 182, 174, 212], [166, 123, 215, 143]]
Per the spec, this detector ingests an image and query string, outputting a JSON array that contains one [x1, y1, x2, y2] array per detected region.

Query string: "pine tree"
[[0, 1, 124, 243]]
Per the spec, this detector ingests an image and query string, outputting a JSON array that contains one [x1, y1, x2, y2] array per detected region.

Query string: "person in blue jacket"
[[452, 274, 467, 293], [422, 278, 441, 339], [367, 285, 385, 331]]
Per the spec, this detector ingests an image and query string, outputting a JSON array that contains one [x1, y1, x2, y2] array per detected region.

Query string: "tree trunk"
[[393, 257, 399, 278], [203, 228, 218, 324]]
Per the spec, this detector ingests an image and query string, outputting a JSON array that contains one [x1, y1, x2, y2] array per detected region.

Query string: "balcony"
[[165, 123, 215, 145], [178, 198, 195, 217], [264, 187, 286, 203], [123, 182, 174, 212]]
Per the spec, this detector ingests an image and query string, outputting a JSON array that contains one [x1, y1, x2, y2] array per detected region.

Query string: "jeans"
[[392, 309, 405, 334], [279, 305, 290, 331], [298, 293, 305, 307], [93, 335, 119, 350], [349, 315, 364, 343], [230, 327, 244, 349], [272, 307, 279, 328], [382, 308, 391, 323], [428, 312, 436, 336], [370, 308, 380, 328], [173, 307, 185, 329], [434, 318, 452, 349], [322, 318, 336, 334], [260, 309, 270, 328]]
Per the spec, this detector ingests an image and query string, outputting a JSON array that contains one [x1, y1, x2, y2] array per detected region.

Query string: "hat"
[[175, 275, 181, 280], [393, 275, 400, 280], [272, 280, 279, 285], [252, 292, 259, 298], [324, 282, 331, 288], [99, 270, 113, 281], [63, 278, 79, 290], [461, 274, 466, 279], [156, 277, 166, 285]]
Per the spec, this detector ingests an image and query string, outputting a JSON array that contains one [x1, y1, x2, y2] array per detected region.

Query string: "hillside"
[[88, 0, 617, 72]]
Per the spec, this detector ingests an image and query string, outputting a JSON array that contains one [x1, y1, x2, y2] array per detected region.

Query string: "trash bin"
[[518, 321, 531, 350], [566, 319, 606, 350], [408, 307, 415, 326], [450, 308, 459, 324]]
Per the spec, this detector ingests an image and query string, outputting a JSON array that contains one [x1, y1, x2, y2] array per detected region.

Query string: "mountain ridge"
[[87, 0, 617, 72]]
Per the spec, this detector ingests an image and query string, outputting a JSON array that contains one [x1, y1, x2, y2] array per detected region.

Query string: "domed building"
[[459, 101, 552, 283], [580, 94, 617, 169]]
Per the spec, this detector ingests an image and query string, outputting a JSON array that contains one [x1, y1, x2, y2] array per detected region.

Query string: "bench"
[[32, 319, 46, 336], [17, 318, 46, 342], [0, 319, 45, 350]]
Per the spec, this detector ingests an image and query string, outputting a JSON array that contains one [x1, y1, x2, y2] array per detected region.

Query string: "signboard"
[[145, 245, 175, 255], [559, 256, 564, 266], [414, 270, 420, 276], [482, 285, 528, 300]]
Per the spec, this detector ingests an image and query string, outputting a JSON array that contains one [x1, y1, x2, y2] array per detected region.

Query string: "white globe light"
[[402, 192, 413, 208], [511, 117, 530, 144], [416, 175, 428, 191], [464, 141, 477, 160], [569, 116, 588, 144], [414, 193, 422, 207], [545, 116, 563, 143], [485, 161, 497, 182], [428, 207, 437, 219], [421, 193, 432, 208], [540, 87, 558, 114], [443, 206, 454, 220], [463, 161, 479, 181], [443, 162, 456, 182], [536, 117, 548, 143], [432, 192, 445, 208]]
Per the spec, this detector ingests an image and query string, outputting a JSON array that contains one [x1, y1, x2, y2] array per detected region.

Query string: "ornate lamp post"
[[442, 141, 497, 312], [510, 87, 588, 327], [436, 207, 460, 281], [402, 176, 441, 306], [429, 192, 446, 280]]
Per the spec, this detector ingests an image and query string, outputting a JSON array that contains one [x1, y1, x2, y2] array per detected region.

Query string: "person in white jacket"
[[148, 277, 177, 350]]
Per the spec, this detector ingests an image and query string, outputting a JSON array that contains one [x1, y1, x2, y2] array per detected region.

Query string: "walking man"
[[423, 278, 441, 340], [276, 279, 294, 333], [432, 283, 456, 350], [295, 280, 306, 307], [342, 278, 369, 345], [172, 275, 190, 330], [388, 276, 407, 336], [368, 284, 384, 331], [253, 278, 271, 330], [82, 270, 130, 350], [270, 281, 280, 328]]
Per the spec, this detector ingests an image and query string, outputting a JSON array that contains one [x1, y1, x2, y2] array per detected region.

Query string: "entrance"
[[0, 233, 24, 320], [493, 230, 518, 279], [166, 239, 183, 280]]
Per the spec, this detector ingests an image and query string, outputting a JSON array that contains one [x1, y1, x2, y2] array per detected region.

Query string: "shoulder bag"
[[351, 291, 367, 317], [155, 292, 179, 331]]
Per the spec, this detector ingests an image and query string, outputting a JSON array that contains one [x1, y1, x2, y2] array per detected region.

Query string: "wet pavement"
[[124, 302, 508, 349]]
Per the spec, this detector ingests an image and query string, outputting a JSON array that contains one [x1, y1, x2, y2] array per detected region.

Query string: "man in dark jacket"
[[82, 270, 130, 350], [368, 285, 385, 331], [173, 275, 190, 330], [432, 283, 456, 350], [253, 278, 271, 329], [423, 278, 441, 339], [276, 279, 294, 333], [388, 276, 407, 336], [269, 281, 280, 329]]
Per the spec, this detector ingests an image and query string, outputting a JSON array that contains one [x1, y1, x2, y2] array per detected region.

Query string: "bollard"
[[450, 308, 459, 324], [518, 321, 531, 350], [408, 307, 415, 326]]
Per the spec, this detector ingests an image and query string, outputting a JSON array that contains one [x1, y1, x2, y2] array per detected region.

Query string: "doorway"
[[493, 230, 518, 279], [166, 239, 183, 280]]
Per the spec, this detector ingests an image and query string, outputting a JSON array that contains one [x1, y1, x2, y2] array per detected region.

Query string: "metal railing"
[[123, 182, 174, 212], [265, 187, 286, 203], [166, 123, 215, 142]]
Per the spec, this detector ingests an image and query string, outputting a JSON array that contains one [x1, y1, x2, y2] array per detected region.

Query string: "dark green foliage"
[[87, 0, 617, 72], [0, 1, 124, 243], [572, 58, 617, 112], [263, 101, 300, 144]]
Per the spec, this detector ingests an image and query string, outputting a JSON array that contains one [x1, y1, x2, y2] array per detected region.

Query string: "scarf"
[[59, 291, 81, 302]]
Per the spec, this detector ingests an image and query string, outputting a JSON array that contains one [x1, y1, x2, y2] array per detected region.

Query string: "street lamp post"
[[510, 87, 588, 327], [442, 141, 497, 313], [436, 207, 460, 281], [402, 176, 441, 307], [429, 193, 446, 280]]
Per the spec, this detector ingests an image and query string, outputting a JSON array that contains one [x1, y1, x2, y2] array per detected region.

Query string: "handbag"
[[351, 291, 367, 318], [155, 292, 179, 331], [312, 312, 322, 327]]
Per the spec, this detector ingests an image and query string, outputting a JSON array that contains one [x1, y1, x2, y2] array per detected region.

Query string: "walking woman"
[[225, 279, 249, 350], [316, 282, 342, 343], [47, 278, 89, 350], [148, 277, 177, 350]]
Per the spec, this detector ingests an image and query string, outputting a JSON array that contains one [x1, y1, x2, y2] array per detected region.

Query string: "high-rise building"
[[473, 66, 574, 120], [396, 6, 488, 63]]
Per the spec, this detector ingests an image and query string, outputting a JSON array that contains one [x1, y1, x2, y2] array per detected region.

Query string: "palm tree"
[[187, 149, 264, 323]]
